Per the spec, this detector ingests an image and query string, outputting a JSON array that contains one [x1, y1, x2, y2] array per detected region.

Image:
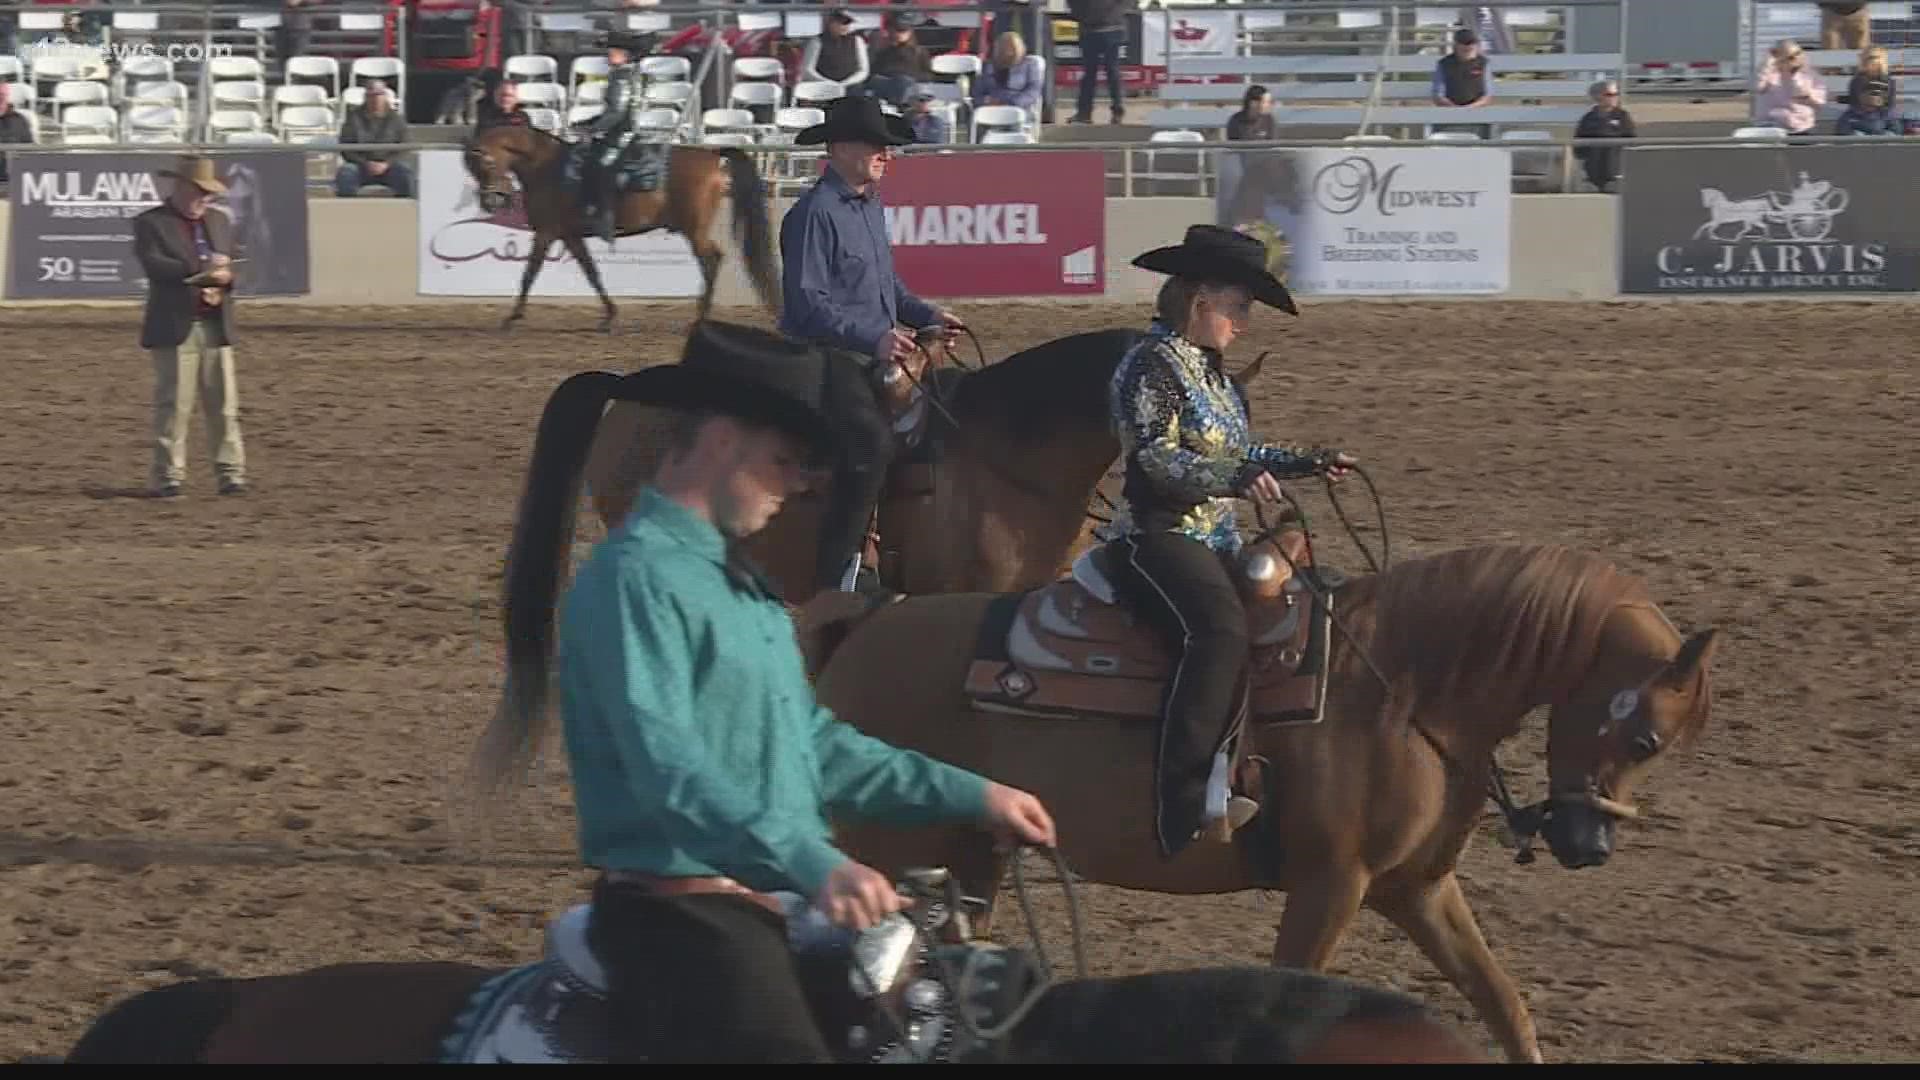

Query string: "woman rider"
[[1106, 224, 1358, 858]]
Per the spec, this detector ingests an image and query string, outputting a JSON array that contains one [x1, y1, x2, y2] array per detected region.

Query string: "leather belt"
[[602, 870, 787, 919]]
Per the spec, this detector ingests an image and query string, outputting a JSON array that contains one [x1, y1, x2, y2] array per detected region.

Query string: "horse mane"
[[1338, 544, 1656, 723], [950, 328, 1144, 447]]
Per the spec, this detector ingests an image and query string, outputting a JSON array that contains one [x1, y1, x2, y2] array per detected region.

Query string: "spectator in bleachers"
[[865, 13, 931, 108], [803, 9, 870, 92], [908, 89, 951, 145], [1068, 0, 1133, 125], [1430, 28, 1494, 138], [1819, 2, 1872, 51], [1835, 46, 1897, 134], [1755, 39, 1827, 135], [278, 0, 316, 62], [973, 30, 1044, 114], [334, 81, 415, 198], [1573, 80, 1635, 193], [476, 76, 531, 130], [1226, 85, 1276, 142], [0, 83, 33, 186]]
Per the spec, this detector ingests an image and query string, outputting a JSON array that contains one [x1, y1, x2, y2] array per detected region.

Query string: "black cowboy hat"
[[621, 322, 841, 461], [1132, 224, 1298, 316], [794, 93, 915, 147]]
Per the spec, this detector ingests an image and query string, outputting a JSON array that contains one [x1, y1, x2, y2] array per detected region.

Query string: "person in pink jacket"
[[1755, 39, 1829, 133]]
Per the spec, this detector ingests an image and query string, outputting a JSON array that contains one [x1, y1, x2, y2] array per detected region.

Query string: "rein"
[[848, 845, 1089, 1060]]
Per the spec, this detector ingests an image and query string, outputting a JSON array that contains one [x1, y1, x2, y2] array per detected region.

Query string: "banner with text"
[[879, 150, 1105, 298], [1215, 146, 1510, 295], [1618, 145, 1920, 294], [5, 150, 311, 299], [415, 149, 701, 297]]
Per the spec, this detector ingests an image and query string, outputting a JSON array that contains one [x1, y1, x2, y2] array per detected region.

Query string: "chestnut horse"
[[463, 123, 780, 331], [796, 542, 1723, 1063]]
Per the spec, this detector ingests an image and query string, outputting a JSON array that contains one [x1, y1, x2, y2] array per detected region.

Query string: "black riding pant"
[[586, 876, 834, 1063], [813, 347, 895, 592], [1110, 530, 1249, 856]]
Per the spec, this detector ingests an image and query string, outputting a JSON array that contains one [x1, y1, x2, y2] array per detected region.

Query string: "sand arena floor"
[[0, 299, 1914, 1062]]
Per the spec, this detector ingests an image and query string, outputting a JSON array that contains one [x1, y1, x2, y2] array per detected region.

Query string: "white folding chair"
[[701, 131, 754, 147], [117, 56, 174, 103], [59, 104, 120, 142], [209, 109, 266, 138], [505, 54, 560, 85], [1733, 125, 1788, 140], [525, 107, 562, 133], [981, 130, 1034, 144], [125, 104, 189, 142], [213, 80, 268, 117], [223, 130, 281, 146], [574, 82, 607, 107], [284, 55, 342, 103], [970, 103, 1028, 142], [274, 83, 331, 127], [516, 82, 567, 111], [1425, 129, 1483, 142], [733, 57, 785, 86], [644, 82, 695, 109], [791, 81, 845, 107], [566, 103, 605, 126], [278, 104, 337, 140], [128, 80, 190, 110], [52, 80, 111, 114], [703, 108, 758, 135], [208, 57, 266, 84], [350, 56, 406, 109], [641, 56, 692, 83], [570, 56, 610, 97]]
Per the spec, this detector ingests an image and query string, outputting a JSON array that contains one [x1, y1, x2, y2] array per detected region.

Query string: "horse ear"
[[1657, 629, 1720, 689], [1232, 351, 1268, 390]]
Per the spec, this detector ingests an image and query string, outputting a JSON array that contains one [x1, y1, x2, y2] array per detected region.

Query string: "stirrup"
[[1199, 797, 1260, 844]]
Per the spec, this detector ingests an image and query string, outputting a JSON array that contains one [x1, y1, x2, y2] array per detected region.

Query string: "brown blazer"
[[132, 203, 239, 350]]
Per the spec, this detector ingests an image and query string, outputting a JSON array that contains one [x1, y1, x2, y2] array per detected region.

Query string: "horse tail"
[[720, 146, 782, 319], [65, 977, 238, 1063], [471, 370, 625, 797], [794, 592, 894, 681]]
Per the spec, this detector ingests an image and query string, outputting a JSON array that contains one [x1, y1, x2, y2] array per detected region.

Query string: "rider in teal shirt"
[[558, 482, 990, 898]]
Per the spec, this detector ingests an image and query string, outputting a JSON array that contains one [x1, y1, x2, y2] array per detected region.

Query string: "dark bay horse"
[[796, 543, 1723, 1063], [577, 328, 1267, 606], [47, 867, 1487, 1064], [463, 123, 780, 331]]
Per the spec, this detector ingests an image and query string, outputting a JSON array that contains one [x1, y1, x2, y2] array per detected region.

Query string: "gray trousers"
[[149, 320, 246, 487]]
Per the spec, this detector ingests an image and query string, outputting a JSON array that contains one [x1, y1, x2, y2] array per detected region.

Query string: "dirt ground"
[[1, 299, 1915, 1063]]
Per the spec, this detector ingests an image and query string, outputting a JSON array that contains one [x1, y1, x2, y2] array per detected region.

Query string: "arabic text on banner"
[[415, 150, 701, 297]]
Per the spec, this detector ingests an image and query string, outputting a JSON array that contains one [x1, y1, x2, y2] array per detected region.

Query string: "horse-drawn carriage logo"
[[1693, 171, 1850, 244]]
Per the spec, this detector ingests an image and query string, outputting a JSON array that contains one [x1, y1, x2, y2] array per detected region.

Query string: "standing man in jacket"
[[131, 156, 247, 498], [777, 96, 963, 596]]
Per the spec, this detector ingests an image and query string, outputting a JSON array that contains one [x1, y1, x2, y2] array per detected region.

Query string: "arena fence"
[[3, 135, 1918, 305]]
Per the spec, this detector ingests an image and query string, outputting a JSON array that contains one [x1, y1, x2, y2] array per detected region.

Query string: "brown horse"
[[463, 123, 781, 331], [797, 542, 1723, 1063], [577, 328, 1275, 606], [45, 864, 1490, 1064]]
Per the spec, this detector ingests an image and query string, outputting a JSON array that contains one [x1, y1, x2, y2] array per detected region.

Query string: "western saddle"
[[960, 526, 1334, 727]]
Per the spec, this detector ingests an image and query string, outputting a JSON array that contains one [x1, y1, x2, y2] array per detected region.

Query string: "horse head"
[[1539, 621, 1721, 870], [464, 125, 553, 214]]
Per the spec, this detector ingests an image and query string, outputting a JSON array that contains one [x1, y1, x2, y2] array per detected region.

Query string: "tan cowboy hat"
[[157, 155, 228, 195]]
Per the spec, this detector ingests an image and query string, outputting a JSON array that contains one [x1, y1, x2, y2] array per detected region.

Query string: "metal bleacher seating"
[[1152, 5, 1622, 140]]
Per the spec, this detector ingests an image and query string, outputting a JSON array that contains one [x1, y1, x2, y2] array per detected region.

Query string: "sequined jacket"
[[1107, 321, 1321, 554], [586, 61, 646, 139]]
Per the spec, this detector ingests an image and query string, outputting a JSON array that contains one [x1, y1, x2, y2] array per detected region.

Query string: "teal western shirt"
[[556, 485, 991, 897]]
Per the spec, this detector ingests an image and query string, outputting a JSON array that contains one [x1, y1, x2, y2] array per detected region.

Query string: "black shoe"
[[152, 482, 182, 499], [219, 478, 248, 496]]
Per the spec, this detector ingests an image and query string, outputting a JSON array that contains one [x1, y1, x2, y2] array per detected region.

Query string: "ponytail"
[[472, 369, 625, 796]]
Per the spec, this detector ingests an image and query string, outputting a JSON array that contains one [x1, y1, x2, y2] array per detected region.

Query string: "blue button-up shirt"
[[778, 164, 939, 359]]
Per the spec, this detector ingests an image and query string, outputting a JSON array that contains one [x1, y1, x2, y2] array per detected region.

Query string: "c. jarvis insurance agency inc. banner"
[[1216, 146, 1510, 295], [415, 149, 702, 297]]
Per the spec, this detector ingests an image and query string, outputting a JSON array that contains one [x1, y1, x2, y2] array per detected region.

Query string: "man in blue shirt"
[[478, 320, 1056, 1063], [779, 95, 964, 596]]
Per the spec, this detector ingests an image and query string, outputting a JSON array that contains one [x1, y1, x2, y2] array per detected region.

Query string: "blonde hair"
[[1770, 38, 1804, 67], [993, 30, 1026, 69], [1860, 46, 1889, 77]]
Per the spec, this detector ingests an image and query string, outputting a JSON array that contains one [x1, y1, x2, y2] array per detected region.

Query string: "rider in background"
[[777, 95, 964, 597], [1108, 225, 1356, 858], [577, 30, 652, 243], [488, 321, 1057, 1063]]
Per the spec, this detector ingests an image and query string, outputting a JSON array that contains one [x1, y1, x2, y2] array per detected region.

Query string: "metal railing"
[[11, 131, 1919, 200]]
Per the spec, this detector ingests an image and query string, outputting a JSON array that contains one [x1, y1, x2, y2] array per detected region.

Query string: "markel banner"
[[5, 150, 311, 300], [1216, 146, 1510, 295], [416, 149, 701, 297], [878, 150, 1105, 298], [1617, 144, 1920, 294]]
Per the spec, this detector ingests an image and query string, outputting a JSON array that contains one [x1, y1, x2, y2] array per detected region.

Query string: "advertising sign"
[[415, 148, 702, 297], [5, 150, 311, 299], [1217, 146, 1511, 295], [881, 150, 1106, 298], [1618, 144, 1920, 294]]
